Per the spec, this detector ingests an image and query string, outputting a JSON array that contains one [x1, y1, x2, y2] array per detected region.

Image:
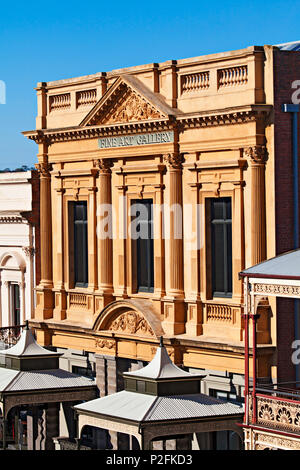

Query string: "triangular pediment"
[[80, 74, 177, 127]]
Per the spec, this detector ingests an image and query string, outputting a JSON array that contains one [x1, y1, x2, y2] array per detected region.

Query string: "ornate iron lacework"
[[254, 283, 300, 296], [255, 395, 300, 433]]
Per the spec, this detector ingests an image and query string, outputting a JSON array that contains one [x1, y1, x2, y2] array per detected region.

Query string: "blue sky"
[[0, 0, 299, 169]]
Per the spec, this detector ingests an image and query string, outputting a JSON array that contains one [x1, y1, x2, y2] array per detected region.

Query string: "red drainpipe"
[[252, 312, 258, 424], [244, 278, 249, 425]]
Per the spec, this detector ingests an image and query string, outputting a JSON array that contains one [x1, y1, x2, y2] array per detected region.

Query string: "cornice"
[[23, 118, 174, 143], [177, 105, 272, 129], [22, 105, 272, 145]]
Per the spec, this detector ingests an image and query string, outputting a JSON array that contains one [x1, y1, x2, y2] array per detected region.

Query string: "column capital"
[[244, 146, 268, 164], [163, 153, 184, 170], [22, 246, 36, 258], [35, 162, 52, 177], [93, 158, 113, 174]]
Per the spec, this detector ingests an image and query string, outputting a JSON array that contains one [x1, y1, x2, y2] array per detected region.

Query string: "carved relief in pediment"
[[108, 311, 155, 337], [100, 89, 164, 125]]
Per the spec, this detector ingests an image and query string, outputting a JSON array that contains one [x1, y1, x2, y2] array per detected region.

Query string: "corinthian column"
[[95, 159, 114, 308], [245, 146, 267, 266], [36, 162, 53, 287], [35, 161, 54, 320], [162, 153, 185, 335]]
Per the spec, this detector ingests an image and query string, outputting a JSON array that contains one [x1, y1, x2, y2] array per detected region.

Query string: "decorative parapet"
[[69, 293, 88, 309], [49, 93, 71, 112], [206, 303, 234, 323], [181, 72, 210, 94], [218, 66, 248, 88], [76, 89, 97, 108]]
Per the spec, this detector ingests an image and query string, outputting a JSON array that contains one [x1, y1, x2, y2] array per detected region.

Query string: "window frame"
[[68, 200, 89, 289], [206, 197, 233, 299], [131, 198, 154, 294]]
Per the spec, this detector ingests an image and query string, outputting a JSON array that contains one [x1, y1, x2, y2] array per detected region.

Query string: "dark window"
[[72, 365, 95, 378], [210, 198, 232, 297], [132, 199, 154, 293], [70, 201, 88, 288], [11, 284, 20, 325], [209, 390, 243, 450]]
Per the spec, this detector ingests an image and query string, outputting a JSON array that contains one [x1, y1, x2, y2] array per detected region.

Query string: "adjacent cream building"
[[0, 171, 40, 330]]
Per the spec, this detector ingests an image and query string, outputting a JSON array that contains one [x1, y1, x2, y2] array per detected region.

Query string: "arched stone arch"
[[93, 299, 164, 338], [0, 251, 26, 271]]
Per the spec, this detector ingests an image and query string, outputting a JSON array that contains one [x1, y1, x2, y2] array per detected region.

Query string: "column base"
[[162, 299, 185, 335], [35, 287, 54, 320], [185, 301, 203, 336], [95, 291, 114, 313], [53, 289, 67, 321]]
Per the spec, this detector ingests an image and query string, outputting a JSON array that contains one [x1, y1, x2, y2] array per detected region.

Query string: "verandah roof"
[[239, 248, 300, 280]]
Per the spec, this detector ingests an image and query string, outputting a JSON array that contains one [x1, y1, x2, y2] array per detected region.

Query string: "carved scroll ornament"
[[95, 339, 115, 350], [108, 311, 154, 337]]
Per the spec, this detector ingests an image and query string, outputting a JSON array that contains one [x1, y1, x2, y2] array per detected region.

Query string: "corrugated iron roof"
[[240, 248, 300, 279], [0, 368, 95, 392], [74, 390, 243, 422], [145, 394, 244, 421], [0, 368, 19, 392], [75, 390, 156, 421], [276, 41, 300, 51]]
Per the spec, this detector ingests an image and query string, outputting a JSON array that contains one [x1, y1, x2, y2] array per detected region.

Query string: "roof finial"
[[160, 336, 164, 347]]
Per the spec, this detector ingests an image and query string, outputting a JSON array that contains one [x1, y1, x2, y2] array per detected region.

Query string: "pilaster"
[[94, 159, 114, 309], [162, 153, 185, 335], [35, 159, 54, 320], [245, 146, 267, 266]]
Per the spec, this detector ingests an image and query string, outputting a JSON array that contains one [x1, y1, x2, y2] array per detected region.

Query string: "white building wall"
[[0, 171, 37, 327]]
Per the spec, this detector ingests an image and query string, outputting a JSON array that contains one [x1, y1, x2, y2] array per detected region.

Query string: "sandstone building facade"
[[0, 171, 40, 333], [23, 43, 300, 448]]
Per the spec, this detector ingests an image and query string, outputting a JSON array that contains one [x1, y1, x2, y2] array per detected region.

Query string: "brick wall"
[[273, 49, 300, 382]]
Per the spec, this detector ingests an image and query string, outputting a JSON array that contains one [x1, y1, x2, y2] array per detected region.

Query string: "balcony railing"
[[247, 382, 300, 434], [0, 325, 25, 349]]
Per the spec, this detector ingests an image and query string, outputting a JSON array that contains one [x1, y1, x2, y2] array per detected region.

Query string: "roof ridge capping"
[[123, 337, 202, 380]]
